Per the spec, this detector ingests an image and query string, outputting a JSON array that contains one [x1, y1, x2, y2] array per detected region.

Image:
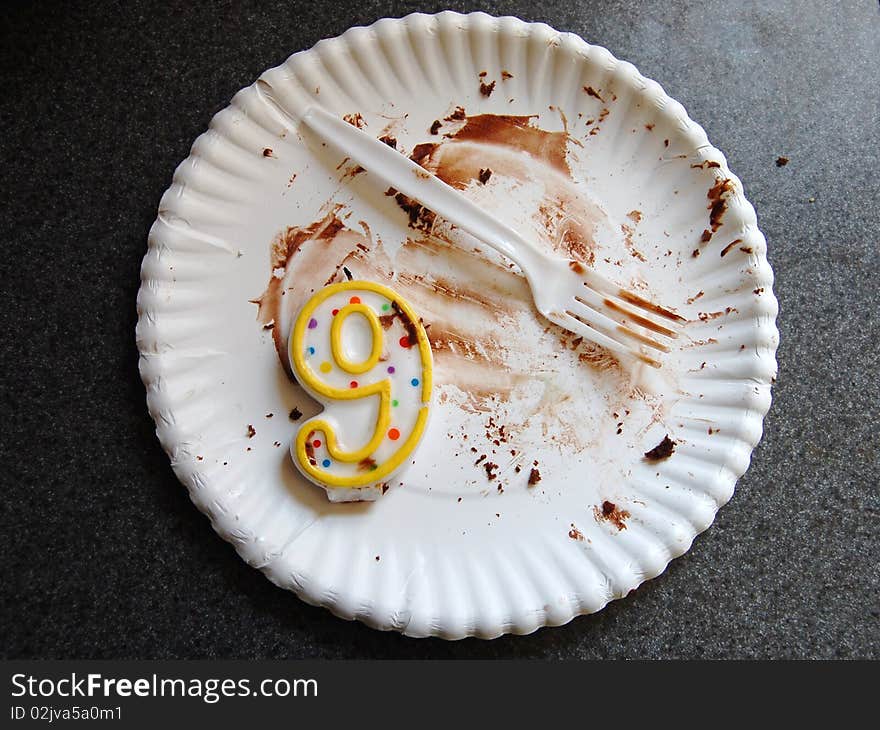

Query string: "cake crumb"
[[528, 468, 541, 486], [595, 501, 630, 531], [429, 119, 442, 135], [246, 424, 256, 438], [644, 435, 675, 461], [479, 80, 496, 97], [478, 167, 492, 184], [775, 156, 789, 167]]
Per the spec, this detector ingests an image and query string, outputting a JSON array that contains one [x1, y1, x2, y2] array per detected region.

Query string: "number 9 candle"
[[288, 280, 433, 502]]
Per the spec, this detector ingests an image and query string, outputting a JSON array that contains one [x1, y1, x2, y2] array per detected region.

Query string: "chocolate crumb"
[[378, 135, 397, 149], [644, 435, 675, 461], [381, 484, 389, 494], [262, 147, 274, 157], [569, 525, 585, 541], [707, 178, 734, 233], [289, 407, 302, 421], [262, 321, 275, 330], [478, 167, 493, 184], [342, 266, 353, 280], [475, 454, 487, 465], [775, 156, 789, 167], [479, 70, 487, 78], [528, 468, 541, 486], [701, 229, 712, 243], [246, 424, 256, 438], [343, 112, 365, 128], [596, 501, 630, 531], [429, 119, 442, 135], [583, 86, 604, 101], [446, 106, 466, 121], [515, 465, 522, 473], [375, 555, 380, 561], [484, 462, 499, 480], [479, 80, 496, 97], [501, 70, 513, 80], [720, 238, 744, 257]]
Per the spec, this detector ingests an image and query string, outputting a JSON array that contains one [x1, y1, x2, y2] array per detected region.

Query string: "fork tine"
[[573, 262, 686, 323], [586, 296, 678, 338], [617, 289, 687, 322], [566, 300, 670, 354], [569, 289, 674, 350], [558, 312, 663, 368]]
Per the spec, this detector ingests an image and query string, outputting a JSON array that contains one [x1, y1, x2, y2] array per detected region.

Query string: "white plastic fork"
[[301, 106, 684, 367]]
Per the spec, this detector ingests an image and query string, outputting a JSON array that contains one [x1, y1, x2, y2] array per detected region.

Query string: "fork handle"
[[302, 107, 544, 272]]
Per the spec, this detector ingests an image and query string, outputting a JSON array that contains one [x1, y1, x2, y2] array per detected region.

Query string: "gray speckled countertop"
[[1, 0, 877, 658]]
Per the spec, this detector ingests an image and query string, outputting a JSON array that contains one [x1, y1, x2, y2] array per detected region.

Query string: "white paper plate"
[[137, 11, 778, 639]]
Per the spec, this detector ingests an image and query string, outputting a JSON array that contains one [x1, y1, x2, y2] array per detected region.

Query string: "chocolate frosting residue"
[[252, 112, 631, 449]]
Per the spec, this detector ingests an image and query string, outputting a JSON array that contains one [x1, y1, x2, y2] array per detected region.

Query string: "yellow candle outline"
[[289, 280, 432, 489]]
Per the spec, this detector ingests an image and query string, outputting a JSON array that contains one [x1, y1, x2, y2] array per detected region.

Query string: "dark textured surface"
[[1, 0, 878, 659]]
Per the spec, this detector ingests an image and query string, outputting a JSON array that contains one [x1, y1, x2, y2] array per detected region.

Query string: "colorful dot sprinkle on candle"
[[349, 296, 361, 304], [392, 399, 399, 407], [382, 303, 390, 311], [322, 459, 331, 468], [307, 346, 315, 355], [411, 378, 420, 387], [308, 318, 318, 329], [312, 439, 321, 448], [399, 336, 411, 348], [387, 366, 395, 374], [349, 380, 358, 388], [319, 361, 332, 373], [388, 428, 400, 440], [331, 308, 339, 316]]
